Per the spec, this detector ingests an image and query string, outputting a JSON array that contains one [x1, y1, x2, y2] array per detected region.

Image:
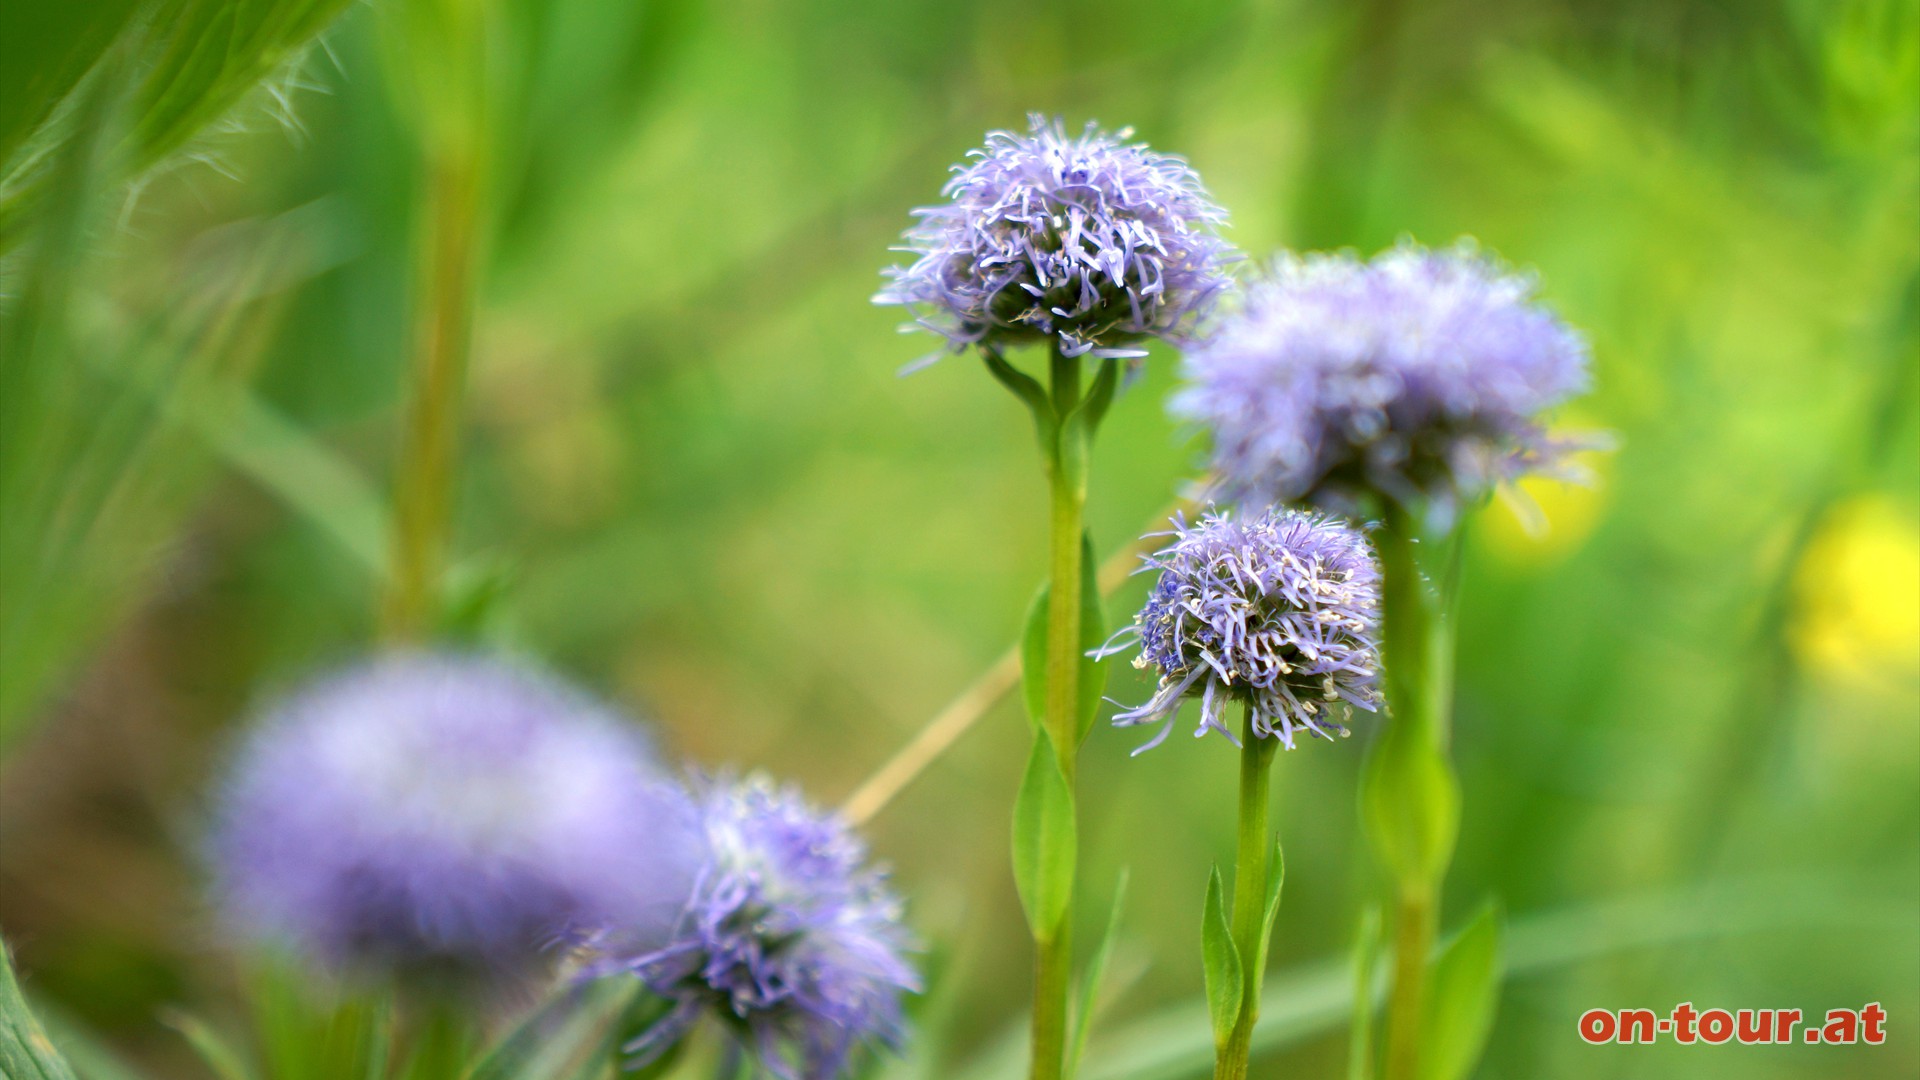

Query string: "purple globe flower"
[[614, 775, 918, 1080], [211, 654, 703, 990], [876, 114, 1234, 364], [1097, 507, 1383, 753], [1174, 243, 1592, 527]]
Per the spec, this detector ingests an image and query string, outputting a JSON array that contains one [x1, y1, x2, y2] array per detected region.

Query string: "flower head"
[[1097, 507, 1383, 752], [1174, 243, 1592, 527], [615, 775, 918, 1080], [212, 654, 703, 990], [877, 114, 1233, 364]]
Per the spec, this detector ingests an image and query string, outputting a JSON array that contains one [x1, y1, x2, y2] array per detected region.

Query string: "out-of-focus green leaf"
[[1199, 866, 1241, 1052], [1012, 734, 1077, 940], [1, 939, 79, 1080], [1358, 717, 1460, 891], [161, 1008, 260, 1080], [1418, 902, 1502, 1080], [1347, 907, 1383, 1080]]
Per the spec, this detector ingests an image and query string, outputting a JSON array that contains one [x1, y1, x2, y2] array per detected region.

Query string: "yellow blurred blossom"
[[1792, 494, 1920, 684]]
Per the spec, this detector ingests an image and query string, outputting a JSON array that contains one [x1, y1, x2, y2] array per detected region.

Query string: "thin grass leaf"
[[161, 1009, 260, 1080]]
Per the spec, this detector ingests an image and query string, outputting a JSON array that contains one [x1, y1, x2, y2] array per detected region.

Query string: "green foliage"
[[0, 0, 355, 248], [1012, 734, 1078, 940], [1, 939, 79, 1080], [1199, 867, 1241, 1051], [1249, 838, 1285, 1004], [1418, 904, 1502, 1080], [1065, 868, 1130, 1080], [1020, 534, 1108, 744], [1358, 718, 1461, 893]]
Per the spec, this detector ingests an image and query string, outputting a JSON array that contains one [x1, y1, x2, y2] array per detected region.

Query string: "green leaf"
[[1, 939, 79, 1080], [1011, 734, 1077, 939], [1021, 583, 1049, 731], [1019, 534, 1109, 744], [1075, 531, 1106, 744], [1419, 903, 1503, 1080], [1358, 717, 1460, 890], [160, 1009, 259, 1080], [1250, 837, 1286, 1001], [1200, 866, 1243, 1051], [1065, 868, 1130, 1080], [983, 347, 1054, 452], [1347, 907, 1383, 1080], [1078, 358, 1121, 437]]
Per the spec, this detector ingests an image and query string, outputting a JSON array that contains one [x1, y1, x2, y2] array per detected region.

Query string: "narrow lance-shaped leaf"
[[1419, 903, 1503, 1080], [1065, 868, 1131, 1079], [1251, 836, 1286, 1001], [1019, 531, 1107, 746], [1200, 866, 1243, 1051], [1012, 734, 1077, 939]]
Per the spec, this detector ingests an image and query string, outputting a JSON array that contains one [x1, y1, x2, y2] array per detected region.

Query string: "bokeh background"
[[1, 0, 1916, 1076]]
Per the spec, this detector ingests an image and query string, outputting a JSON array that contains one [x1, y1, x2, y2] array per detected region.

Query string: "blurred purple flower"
[[212, 653, 703, 989], [876, 114, 1234, 365], [614, 775, 917, 1080], [1096, 506, 1382, 753], [1174, 243, 1593, 527]]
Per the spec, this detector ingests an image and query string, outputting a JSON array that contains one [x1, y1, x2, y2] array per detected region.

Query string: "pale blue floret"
[[212, 654, 704, 991], [1097, 507, 1384, 753], [1174, 243, 1593, 527], [612, 775, 919, 1080], [877, 114, 1235, 366]]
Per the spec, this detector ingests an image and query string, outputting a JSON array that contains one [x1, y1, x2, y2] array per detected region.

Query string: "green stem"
[[1217, 705, 1279, 1080], [1376, 505, 1449, 1080], [1030, 343, 1084, 1080], [379, 103, 483, 642], [1383, 886, 1434, 1080]]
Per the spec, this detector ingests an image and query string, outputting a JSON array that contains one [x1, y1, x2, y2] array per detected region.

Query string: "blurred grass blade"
[[1347, 907, 1382, 1080], [0, 0, 356, 248], [1, 939, 79, 1080], [161, 1008, 261, 1080]]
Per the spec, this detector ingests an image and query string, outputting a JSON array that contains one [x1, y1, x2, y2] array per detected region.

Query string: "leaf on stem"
[[982, 348, 1054, 451], [1012, 734, 1077, 939], [1418, 903, 1503, 1080], [1358, 717, 1460, 889], [1251, 836, 1286, 1001], [1066, 868, 1131, 1079], [1200, 866, 1243, 1051], [1018, 533, 1109, 747]]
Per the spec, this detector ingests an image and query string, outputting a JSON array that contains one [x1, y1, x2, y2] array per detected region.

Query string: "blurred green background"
[[1, 0, 1916, 1076]]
